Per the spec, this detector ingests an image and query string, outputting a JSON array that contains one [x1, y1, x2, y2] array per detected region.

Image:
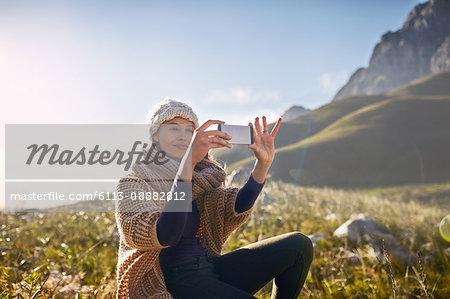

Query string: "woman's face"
[[153, 117, 195, 161]]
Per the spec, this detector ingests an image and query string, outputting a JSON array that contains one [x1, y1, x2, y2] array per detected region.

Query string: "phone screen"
[[218, 124, 254, 145]]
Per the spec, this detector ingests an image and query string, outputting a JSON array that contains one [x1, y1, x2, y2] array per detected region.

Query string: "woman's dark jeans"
[[160, 232, 314, 299]]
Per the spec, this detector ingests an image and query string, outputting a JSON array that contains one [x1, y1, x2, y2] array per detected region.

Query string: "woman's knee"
[[283, 232, 314, 262]]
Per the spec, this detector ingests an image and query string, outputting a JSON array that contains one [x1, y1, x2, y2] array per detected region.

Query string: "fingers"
[[210, 142, 231, 149], [204, 130, 231, 140], [254, 117, 263, 135], [209, 136, 232, 148], [197, 119, 225, 132], [192, 126, 232, 152], [270, 117, 282, 137], [253, 116, 270, 135], [248, 122, 256, 141], [247, 144, 257, 150], [262, 116, 267, 133]]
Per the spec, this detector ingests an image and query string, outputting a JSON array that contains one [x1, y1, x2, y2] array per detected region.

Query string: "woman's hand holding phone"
[[190, 120, 232, 167]]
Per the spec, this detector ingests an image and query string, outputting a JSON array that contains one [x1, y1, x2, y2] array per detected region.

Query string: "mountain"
[[212, 93, 387, 167], [280, 105, 311, 121], [225, 72, 450, 189], [333, 0, 450, 101], [431, 35, 450, 72]]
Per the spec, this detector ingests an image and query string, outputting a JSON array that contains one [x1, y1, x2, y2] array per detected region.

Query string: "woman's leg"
[[212, 231, 314, 299], [161, 256, 257, 299]]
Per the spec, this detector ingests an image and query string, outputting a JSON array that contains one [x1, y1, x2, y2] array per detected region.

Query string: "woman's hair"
[[205, 152, 222, 168]]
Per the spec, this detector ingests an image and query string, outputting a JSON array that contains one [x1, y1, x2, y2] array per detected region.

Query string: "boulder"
[[334, 213, 416, 264]]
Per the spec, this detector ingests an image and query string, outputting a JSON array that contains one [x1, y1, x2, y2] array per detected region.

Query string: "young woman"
[[115, 98, 313, 299]]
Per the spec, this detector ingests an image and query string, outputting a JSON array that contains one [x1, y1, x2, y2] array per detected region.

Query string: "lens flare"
[[289, 115, 313, 183], [439, 215, 450, 242]]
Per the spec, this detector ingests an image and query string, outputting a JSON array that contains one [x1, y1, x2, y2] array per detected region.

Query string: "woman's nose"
[[179, 130, 191, 140]]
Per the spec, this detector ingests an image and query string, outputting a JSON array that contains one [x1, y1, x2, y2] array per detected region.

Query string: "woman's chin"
[[166, 152, 185, 161]]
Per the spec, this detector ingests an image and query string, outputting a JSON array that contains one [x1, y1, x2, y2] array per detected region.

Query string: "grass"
[[1, 180, 449, 298]]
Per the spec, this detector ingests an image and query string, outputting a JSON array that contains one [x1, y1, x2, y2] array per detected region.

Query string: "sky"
[[0, 0, 425, 208], [0, 0, 425, 126]]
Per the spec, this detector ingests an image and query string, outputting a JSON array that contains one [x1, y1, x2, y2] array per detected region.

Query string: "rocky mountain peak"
[[333, 0, 450, 101], [280, 105, 311, 122]]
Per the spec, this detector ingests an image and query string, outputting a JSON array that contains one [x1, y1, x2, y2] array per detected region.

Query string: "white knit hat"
[[146, 97, 199, 139]]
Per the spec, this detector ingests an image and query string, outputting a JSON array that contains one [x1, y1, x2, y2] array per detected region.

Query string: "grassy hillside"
[[225, 72, 450, 189], [1, 181, 449, 298]]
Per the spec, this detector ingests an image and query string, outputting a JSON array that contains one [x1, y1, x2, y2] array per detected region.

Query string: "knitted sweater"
[[115, 148, 255, 298], [158, 174, 265, 267]]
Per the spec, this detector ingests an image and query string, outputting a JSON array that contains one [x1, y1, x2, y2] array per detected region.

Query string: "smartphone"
[[218, 124, 254, 145]]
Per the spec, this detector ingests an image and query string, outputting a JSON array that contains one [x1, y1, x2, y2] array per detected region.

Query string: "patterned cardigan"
[[115, 150, 254, 299]]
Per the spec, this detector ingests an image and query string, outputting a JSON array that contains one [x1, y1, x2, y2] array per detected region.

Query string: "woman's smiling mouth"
[[174, 144, 188, 150]]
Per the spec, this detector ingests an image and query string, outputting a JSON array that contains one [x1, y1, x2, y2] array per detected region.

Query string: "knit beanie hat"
[[146, 97, 199, 140]]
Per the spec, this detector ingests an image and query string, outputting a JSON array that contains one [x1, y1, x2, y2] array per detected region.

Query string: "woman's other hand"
[[248, 116, 282, 165], [246, 116, 282, 184]]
